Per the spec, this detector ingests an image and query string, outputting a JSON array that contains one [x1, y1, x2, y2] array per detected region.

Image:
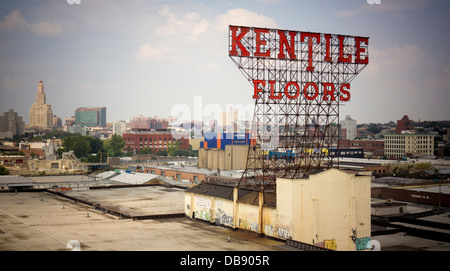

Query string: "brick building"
[[339, 139, 385, 158], [122, 130, 189, 154], [395, 115, 414, 134], [143, 166, 208, 183]]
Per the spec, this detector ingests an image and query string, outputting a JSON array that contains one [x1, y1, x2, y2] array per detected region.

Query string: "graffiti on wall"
[[316, 239, 337, 250], [195, 196, 212, 221], [264, 224, 274, 236], [263, 224, 292, 239], [195, 209, 211, 220], [356, 237, 371, 250], [196, 196, 211, 208], [276, 226, 291, 239], [215, 208, 233, 226], [239, 218, 259, 232]]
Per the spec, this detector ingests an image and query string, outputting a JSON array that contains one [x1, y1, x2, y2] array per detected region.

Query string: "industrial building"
[[198, 132, 253, 171], [122, 129, 189, 153], [384, 133, 434, 158], [185, 169, 372, 251]]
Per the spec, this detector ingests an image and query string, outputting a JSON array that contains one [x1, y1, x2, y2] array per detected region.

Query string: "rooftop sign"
[[228, 25, 370, 184], [229, 25, 369, 102]]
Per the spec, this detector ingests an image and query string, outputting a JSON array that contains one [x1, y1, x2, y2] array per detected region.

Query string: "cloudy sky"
[[0, 0, 449, 125]]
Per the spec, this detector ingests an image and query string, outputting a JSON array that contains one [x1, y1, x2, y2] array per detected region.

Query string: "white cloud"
[[365, 44, 426, 77], [0, 9, 62, 36], [154, 5, 210, 41], [135, 7, 278, 64], [30, 21, 62, 36], [134, 42, 171, 62], [0, 9, 28, 32], [215, 8, 278, 31], [134, 42, 188, 63]]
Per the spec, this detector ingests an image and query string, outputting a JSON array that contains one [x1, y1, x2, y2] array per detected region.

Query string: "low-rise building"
[[198, 132, 252, 170], [384, 132, 434, 159], [123, 129, 189, 154], [185, 169, 372, 251], [339, 139, 384, 158]]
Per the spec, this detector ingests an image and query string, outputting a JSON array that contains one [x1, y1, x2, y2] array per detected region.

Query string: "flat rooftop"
[[0, 186, 293, 251], [2, 176, 450, 251]]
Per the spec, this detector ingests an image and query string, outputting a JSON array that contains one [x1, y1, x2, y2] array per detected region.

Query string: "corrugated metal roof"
[[110, 172, 158, 185], [186, 182, 276, 206], [96, 171, 119, 179]]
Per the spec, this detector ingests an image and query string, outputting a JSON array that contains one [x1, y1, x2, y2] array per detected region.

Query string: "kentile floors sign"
[[229, 25, 369, 103], [228, 25, 369, 184]]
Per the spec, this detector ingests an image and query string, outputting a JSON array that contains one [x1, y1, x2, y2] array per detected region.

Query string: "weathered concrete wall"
[[199, 145, 249, 170], [185, 193, 235, 227], [236, 202, 260, 233], [185, 169, 372, 251], [276, 169, 371, 251]]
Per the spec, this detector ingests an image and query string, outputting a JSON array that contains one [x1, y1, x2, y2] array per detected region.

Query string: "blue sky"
[[0, 0, 449, 125]]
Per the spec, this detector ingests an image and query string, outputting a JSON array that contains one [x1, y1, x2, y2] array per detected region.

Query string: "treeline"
[[58, 134, 125, 162], [59, 134, 197, 162], [137, 140, 197, 157]]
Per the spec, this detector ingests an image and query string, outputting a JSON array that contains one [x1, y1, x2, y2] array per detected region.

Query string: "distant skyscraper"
[[0, 109, 25, 139], [341, 115, 357, 140], [75, 107, 106, 127], [29, 80, 53, 129]]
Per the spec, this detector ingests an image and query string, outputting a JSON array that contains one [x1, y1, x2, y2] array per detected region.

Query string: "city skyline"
[[1, 0, 449, 125]]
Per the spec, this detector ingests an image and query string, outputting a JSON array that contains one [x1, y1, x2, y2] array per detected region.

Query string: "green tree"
[[0, 165, 9, 175], [61, 135, 92, 159], [56, 147, 64, 159], [139, 147, 154, 155], [367, 123, 382, 134], [104, 134, 125, 157], [86, 150, 107, 163], [87, 136, 103, 154], [168, 141, 182, 156], [72, 137, 91, 158]]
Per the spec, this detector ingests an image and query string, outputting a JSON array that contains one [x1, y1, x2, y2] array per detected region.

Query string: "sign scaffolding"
[[228, 25, 369, 189]]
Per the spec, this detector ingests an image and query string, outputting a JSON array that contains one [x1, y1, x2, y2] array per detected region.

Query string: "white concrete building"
[[112, 120, 127, 136], [185, 169, 372, 251], [341, 115, 357, 140], [384, 133, 434, 158]]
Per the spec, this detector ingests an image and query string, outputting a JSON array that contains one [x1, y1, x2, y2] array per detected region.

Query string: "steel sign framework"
[[228, 25, 369, 189]]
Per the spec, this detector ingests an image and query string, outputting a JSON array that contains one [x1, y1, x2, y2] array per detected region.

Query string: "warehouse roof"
[[109, 172, 159, 185], [186, 182, 276, 206], [0, 175, 36, 188]]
